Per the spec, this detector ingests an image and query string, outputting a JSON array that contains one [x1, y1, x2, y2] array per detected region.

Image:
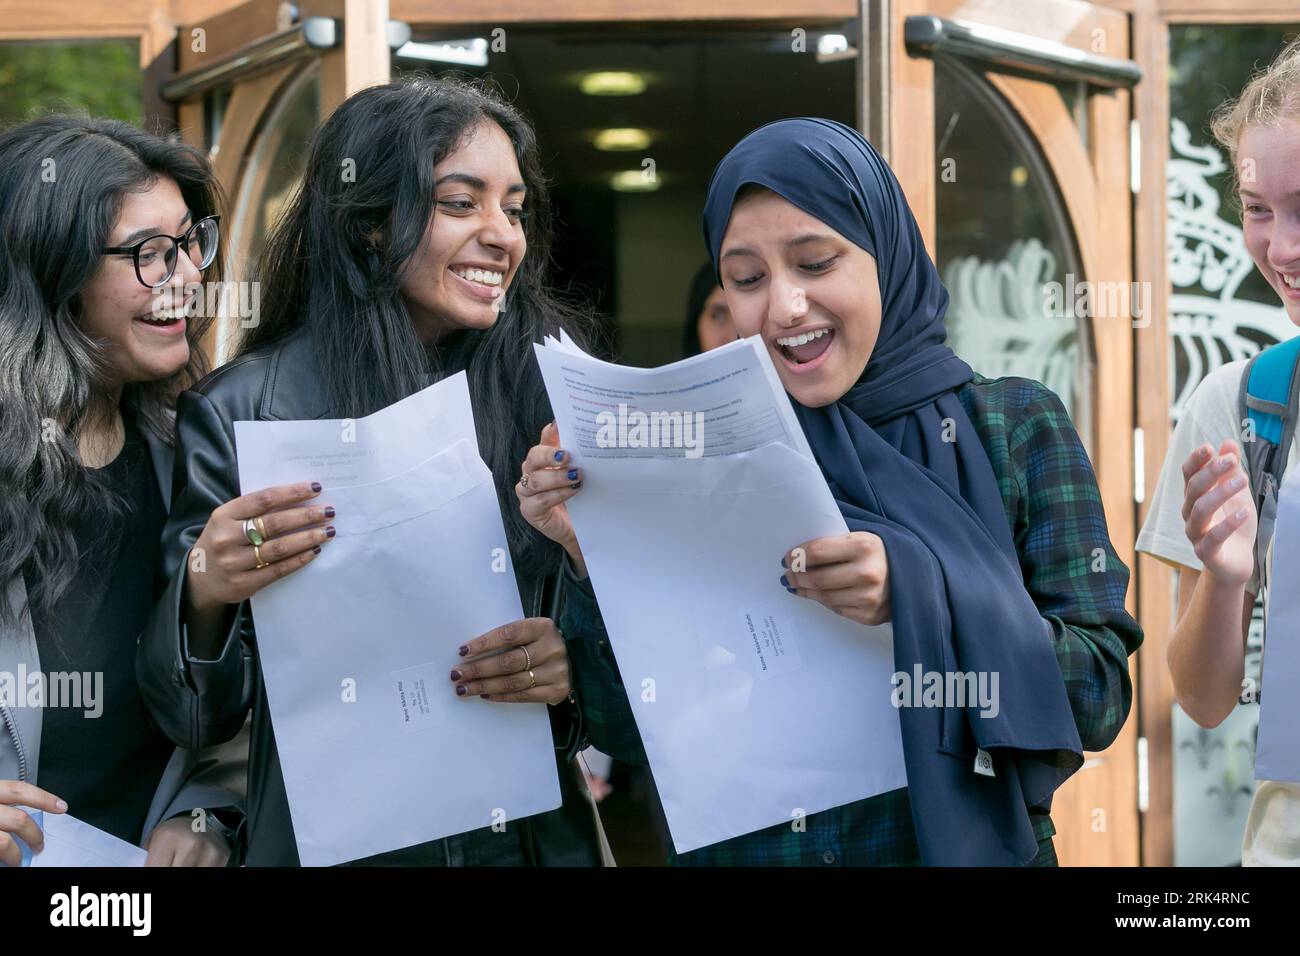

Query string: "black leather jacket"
[[135, 330, 601, 866]]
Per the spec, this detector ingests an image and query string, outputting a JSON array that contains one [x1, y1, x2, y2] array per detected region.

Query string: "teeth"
[[1283, 273, 1300, 289], [452, 267, 503, 286], [776, 328, 830, 348]]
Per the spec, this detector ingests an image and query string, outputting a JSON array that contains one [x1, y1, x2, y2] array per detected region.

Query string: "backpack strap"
[[1238, 335, 1300, 600]]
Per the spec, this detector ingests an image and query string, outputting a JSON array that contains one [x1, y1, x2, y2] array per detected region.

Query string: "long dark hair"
[[241, 75, 597, 577], [0, 116, 223, 625]]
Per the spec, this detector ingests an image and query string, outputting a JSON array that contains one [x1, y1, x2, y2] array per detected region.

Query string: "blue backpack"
[[1238, 335, 1300, 602]]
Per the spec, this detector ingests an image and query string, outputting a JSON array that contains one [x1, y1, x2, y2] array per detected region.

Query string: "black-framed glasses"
[[103, 215, 221, 290]]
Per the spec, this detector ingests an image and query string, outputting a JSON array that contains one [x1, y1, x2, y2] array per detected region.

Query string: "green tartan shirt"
[[558, 374, 1143, 866]]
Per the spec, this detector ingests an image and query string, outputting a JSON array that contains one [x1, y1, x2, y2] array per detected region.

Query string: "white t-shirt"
[[1137, 358, 1300, 867]]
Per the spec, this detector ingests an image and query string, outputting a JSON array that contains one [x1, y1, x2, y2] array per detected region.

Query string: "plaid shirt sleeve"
[[959, 376, 1144, 753]]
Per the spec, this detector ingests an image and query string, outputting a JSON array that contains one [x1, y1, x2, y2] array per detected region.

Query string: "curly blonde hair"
[[1210, 36, 1300, 200]]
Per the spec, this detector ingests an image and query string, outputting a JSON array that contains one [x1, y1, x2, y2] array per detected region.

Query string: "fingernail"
[[326, 526, 336, 538], [456, 685, 467, 696], [780, 574, 790, 587], [785, 586, 796, 594], [1236, 508, 1248, 520], [458, 645, 469, 657], [571, 481, 582, 489], [450, 669, 462, 681], [1231, 476, 1245, 489], [313, 545, 321, 554], [311, 482, 322, 493], [324, 506, 336, 518], [554, 450, 566, 463], [55, 799, 68, 811], [567, 468, 578, 481], [780, 556, 787, 569]]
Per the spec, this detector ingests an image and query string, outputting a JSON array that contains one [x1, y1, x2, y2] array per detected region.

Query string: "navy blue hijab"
[[703, 118, 1083, 866]]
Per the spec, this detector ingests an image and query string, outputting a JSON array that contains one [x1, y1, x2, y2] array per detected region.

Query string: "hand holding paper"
[[533, 333, 906, 854]]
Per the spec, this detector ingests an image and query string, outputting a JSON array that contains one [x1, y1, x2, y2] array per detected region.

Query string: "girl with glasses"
[[0, 116, 244, 866]]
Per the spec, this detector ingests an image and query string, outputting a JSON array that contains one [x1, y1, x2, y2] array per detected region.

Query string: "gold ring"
[[527, 669, 537, 689], [242, 518, 264, 546], [254, 515, 270, 541], [520, 472, 530, 490], [521, 645, 533, 671], [253, 544, 269, 569]]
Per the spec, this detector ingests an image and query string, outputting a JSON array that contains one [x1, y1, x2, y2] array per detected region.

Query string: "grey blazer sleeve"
[[139, 717, 250, 844]]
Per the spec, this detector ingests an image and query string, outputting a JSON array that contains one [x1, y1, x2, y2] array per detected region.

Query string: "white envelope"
[[569, 440, 907, 853], [16, 809, 146, 867], [236, 375, 561, 866]]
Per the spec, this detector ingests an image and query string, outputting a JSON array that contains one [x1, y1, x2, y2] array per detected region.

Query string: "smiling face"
[[1238, 121, 1300, 325], [718, 187, 882, 408], [77, 175, 202, 388], [399, 121, 528, 343]]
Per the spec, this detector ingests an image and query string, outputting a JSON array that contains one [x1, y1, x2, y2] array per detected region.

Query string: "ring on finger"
[[520, 471, 530, 490], [521, 644, 533, 672], [253, 544, 270, 569], [527, 669, 537, 689], [254, 515, 270, 541], [243, 518, 264, 547]]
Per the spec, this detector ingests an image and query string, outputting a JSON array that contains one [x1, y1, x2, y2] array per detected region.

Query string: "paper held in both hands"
[[534, 332, 906, 854], [233, 373, 560, 868], [1255, 469, 1300, 784]]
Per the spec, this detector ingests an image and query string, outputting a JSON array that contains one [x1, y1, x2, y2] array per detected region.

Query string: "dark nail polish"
[[456, 685, 467, 696], [780, 574, 789, 588], [481, 694, 492, 700], [313, 546, 322, 554], [780, 556, 787, 568], [324, 507, 336, 518], [450, 669, 462, 681], [554, 450, 566, 463], [326, 526, 336, 538], [785, 586, 796, 594], [567, 468, 578, 481], [458, 645, 469, 657], [571, 481, 581, 490], [311, 482, 322, 493]]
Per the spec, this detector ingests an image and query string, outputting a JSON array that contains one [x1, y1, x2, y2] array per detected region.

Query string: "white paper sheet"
[[16, 809, 146, 867], [234, 373, 561, 866], [1256, 467, 1300, 783], [535, 336, 907, 854]]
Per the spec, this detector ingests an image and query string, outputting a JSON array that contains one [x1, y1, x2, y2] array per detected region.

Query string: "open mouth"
[[448, 265, 507, 302], [774, 327, 834, 371], [134, 310, 187, 333], [1278, 270, 1300, 297]]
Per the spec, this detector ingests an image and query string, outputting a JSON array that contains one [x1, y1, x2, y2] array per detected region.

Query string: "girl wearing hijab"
[[516, 118, 1142, 865]]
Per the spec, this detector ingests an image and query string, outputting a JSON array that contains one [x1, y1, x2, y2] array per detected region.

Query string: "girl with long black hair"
[[136, 75, 604, 866], [0, 116, 243, 866]]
